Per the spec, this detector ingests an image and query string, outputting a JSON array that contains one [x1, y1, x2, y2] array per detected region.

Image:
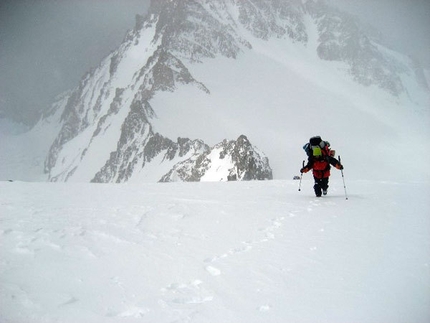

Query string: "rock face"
[[93, 133, 210, 183], [160, 135, 273, 182], [41, 0, 428, 183], [307, 1, 404, 95]]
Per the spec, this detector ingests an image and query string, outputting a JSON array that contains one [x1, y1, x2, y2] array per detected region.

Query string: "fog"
[[0, 0, 428, 126], [328, 0, 430, 67], [0, 0, 150, 125]]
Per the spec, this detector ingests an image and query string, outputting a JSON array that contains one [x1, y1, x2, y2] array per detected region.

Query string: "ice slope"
[[1, 179, 429, 323]]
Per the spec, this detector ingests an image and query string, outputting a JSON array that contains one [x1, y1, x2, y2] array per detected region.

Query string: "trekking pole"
[[298, 160, 305, 191], [338, 156, 348, 200]]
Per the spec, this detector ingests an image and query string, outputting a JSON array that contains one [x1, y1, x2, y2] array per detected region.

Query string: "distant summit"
[[160, 135, 273, 182]]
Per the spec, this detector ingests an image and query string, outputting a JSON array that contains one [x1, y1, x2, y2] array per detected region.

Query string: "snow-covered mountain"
[[160, 135, 273, 182], [2, 0, 429, 183]]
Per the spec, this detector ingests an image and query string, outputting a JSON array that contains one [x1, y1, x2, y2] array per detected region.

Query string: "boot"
[[314, 184, 322, 197]]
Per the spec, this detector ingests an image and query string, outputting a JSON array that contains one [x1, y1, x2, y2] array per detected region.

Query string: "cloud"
[[0, 0, 150, 125], [327, 0, 430, 67]]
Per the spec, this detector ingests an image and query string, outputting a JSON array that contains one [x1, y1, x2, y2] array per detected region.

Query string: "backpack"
[[303, 136, 335, 158]]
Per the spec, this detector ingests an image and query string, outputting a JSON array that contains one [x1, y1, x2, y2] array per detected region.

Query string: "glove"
[[335, 164, 344, 170], [300, 167, 309, 173]]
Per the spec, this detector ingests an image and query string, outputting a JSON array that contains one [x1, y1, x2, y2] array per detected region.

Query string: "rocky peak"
[[236, 0, 307, 41], [160, 135, 273, 182]]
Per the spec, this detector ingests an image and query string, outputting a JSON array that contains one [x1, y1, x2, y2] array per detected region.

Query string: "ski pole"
[[338, 156, 348, 200], [298, 160, 305, 191]]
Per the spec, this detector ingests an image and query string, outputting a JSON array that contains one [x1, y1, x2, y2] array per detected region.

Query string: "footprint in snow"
[[205, 265, 221, 276], [161, 280, 214, 305], [106, 306, 150, 318], [258, 305, 271, 312], [118, 306, 150, 318], [229, 244, 253, 255]]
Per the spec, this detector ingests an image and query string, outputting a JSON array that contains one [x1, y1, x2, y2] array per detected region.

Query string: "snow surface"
[[200, 147, 236, 182], [1, 179, 429, 322], [1, 9, 429, 319]]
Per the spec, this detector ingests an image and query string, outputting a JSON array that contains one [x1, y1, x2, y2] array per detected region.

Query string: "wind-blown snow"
[[1, 179, 429, 322]]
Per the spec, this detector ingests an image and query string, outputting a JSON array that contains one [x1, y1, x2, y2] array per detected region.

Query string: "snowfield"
[[1, 179, 429, 323], [1, 1, 430, 322]]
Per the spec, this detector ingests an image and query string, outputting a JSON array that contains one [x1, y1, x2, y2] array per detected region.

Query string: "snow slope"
[[150, 30, 430, 183], [1, 179, 429, 322], [0, 103, 63, 182]]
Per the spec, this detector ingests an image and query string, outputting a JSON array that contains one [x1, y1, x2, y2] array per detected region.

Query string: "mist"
[[0, 0, 150, 126], [327, 0, 430, 68], [0, 0, 428, 127]]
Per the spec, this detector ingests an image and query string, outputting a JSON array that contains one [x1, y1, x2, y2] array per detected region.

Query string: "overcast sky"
[[0, 0, 150, 124], [329, 0, 430, 67], [0, 0, 428, 125]]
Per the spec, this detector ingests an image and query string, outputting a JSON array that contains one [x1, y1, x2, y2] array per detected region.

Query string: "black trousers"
[[313, 177, 329, 196]]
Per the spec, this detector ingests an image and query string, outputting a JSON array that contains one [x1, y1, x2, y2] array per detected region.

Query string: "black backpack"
[[303, 136, 332, 158]]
